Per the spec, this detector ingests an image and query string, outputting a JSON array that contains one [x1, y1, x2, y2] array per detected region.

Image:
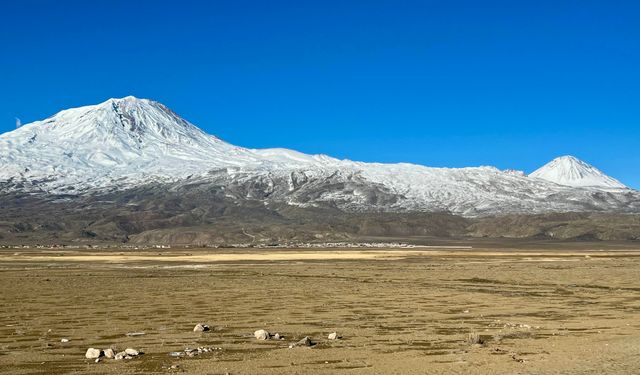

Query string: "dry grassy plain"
[[1, 245, 640, 374]]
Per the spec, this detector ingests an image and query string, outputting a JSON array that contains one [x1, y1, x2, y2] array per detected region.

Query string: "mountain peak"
[[100, 96, 155, 109], [529, 155, 626, 189], [0, 97, 251, 179], [111, 95, 141, 101], [29, 96, 209, 146]]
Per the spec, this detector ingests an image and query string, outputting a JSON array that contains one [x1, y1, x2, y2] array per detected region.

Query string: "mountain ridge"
[[1, 97, 637, 218]]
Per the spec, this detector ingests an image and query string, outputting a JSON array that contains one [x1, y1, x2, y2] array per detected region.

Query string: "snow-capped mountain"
[[529, 155, 626, 188], [0, 96, 339, 189], [1, 97, 637, 217]]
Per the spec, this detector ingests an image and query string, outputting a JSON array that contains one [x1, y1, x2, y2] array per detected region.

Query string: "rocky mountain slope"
[[1, 96, 638, 218]]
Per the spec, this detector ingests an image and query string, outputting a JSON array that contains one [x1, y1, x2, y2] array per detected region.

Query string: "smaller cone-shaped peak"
[[529, 155, 626, 188]]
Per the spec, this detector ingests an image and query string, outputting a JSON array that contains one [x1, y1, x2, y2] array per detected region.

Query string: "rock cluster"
[[86, 347, 143, 361], [169, 346, 222, 357], [84, 327, 341, 363]]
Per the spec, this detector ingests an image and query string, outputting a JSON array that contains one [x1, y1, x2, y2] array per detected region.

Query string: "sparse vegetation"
[[466, 332, 484, 345]]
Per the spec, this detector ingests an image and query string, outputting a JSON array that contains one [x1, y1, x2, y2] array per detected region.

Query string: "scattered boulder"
[[328, 332, 339, 340], [85, 348, 102, 359], [111, 348, 141, 360], [103, 348, 115, 359], [273, 333, 282, 340], [254, 329, 270, 340], [60, 338, 70, 343], [193, 323, 210, 332], [114, 351, 127, 360], [95, 358, 101, 363], [289, 336, 315, 348]]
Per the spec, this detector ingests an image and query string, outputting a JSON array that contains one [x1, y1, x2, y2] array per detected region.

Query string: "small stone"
[[60, 338, 70, 343], [254, 329, 270, 340], [103, 348, 115, 359], [114, 351, 126, 360], [169, 351, 184, 357], [126, 332, 146, 337], [291, 336, 314, 347], [124, 348, 139, 356], [273, 333, 281, 340], [193, 323, 210, 332], [85, 348, 101, 359], [170, 364, 180, 369], [95, 358, 100, 363], [328, 332, 339, 340]]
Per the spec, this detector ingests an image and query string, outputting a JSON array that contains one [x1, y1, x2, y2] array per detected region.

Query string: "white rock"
[[328, 332, 339, 340], [103, 348, 115, 359], [254, 329, 270, 340], [60, 338, 70, 343], [124, 348, 139, 356], [114, 351, 126, 360], [85, 348, 101, 359], [95, 358, 100, 363], [193, 323, 210, 332], [126, 332, 146, 337]]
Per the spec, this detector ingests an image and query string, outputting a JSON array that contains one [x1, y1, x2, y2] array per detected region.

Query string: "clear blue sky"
[[1, 0, 638, 187]]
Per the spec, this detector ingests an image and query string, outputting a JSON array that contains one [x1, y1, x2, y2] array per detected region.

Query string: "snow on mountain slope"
[[0, 97, 257, 186], [0, 97, 635, 216], [529, 156, 626, 188], [0, 97, 341, 190]]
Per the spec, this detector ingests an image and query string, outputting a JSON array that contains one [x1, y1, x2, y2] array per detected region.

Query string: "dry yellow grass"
[[1, 247, 639, 374]]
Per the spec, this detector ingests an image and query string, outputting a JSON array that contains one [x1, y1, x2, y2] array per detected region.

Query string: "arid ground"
[[1, 243, 640, 374]]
